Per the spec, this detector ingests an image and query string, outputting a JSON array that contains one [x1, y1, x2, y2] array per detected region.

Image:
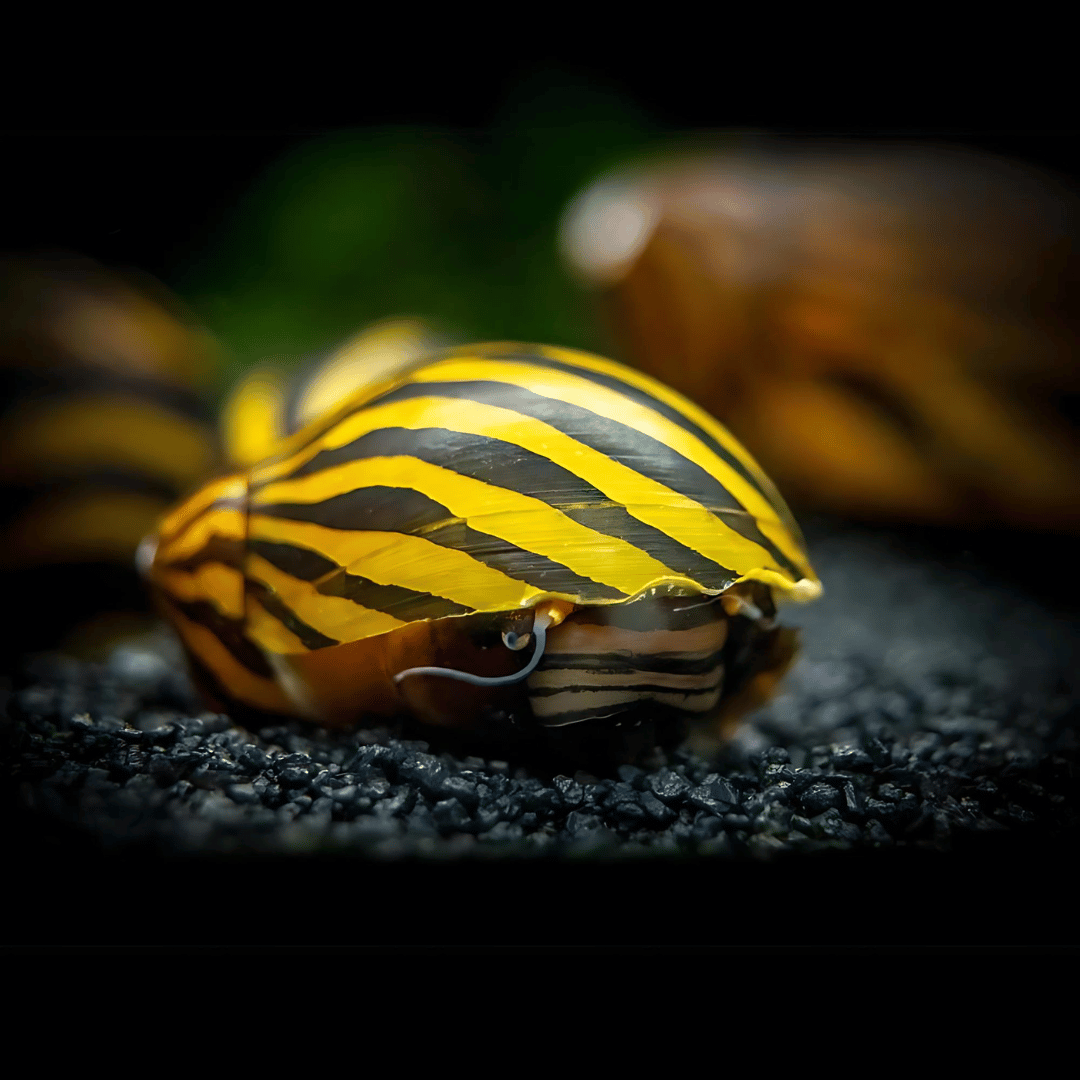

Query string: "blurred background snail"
[[0, 255, 221, 659], [220, 318, 449, 470], [558, 139, 1080, 532]]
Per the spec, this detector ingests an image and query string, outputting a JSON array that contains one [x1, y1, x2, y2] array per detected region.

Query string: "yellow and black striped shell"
[[221, 319, 447, 470], [145, 342, 820, 765], [0, 255, 221, 657]]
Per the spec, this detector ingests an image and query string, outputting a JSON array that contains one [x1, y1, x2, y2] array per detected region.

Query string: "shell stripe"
[[543, 620, 728, 660], [530, 687, 723, 726], [160, 595, 276, 680], [154, 561, 246, 620], [156, 475, 247, 545], [247, 538, 338, 580], [256, 490, 628, 602], [0, 488, 171, 570], [272, 426, 738, 588], [0, 395, 217, 495], [0, 469, 187, 508], [249, 537, 473, 621], [529, 618, 728, 725], [439, 361, 804, 577], [314, 567, 472, 620], [252, 458, 660, 598], [244, 552, 410, 645], [245, 577, 339, 650], [156, 504, 246, 566], [244, 356, 810, 583], [347, 378, 803, 580], [405, 356, 807, 560], [244, 592, 311, 656], [246, 513, 552, 614], [251, 396, 750, 585], [822, 372, 975, 502], [529, 672, 724, 694], [159, 533, 246, 576], [482, 349, 791, 521], [527, 344, 807, 545], [161, 598, 292, 714], [1, 367, 215, 427], [249, 387, 796, 587], [532, 647, 727, 676]]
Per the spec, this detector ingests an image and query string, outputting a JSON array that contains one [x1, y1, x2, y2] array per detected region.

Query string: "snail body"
[[145, 342, 819, 764]]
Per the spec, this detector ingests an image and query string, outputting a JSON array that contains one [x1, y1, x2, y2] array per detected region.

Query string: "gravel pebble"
[[3, 518, 1078, 884]]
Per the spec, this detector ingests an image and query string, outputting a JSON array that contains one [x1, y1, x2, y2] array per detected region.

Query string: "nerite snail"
[[559, 147, 1080, 532], [142, 342, 821, 765], [0, 255, 219, 658], [220, 319, 446, 470]]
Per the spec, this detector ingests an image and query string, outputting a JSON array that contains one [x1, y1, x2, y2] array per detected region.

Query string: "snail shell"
[[0, 255, 219, 656], [144, 341, 820, 764]]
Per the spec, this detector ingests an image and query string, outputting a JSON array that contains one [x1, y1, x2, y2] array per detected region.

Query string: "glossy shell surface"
[[147, 342, 819, 751]]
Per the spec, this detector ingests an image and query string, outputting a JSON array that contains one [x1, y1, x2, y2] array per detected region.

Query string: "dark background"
[[4, 58, 1078, 290]]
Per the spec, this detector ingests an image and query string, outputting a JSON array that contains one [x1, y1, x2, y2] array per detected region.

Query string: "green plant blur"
[[174, 75, 666, 393]]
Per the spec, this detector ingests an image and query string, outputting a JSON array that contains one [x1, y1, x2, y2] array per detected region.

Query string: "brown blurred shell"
[[560, 142, 1080, 530]]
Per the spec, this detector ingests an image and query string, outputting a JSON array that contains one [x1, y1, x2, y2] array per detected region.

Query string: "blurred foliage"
[[176, 74, 665, 395]]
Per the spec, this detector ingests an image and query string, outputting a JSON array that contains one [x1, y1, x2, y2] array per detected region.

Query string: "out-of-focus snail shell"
[[0, 255, 221, 655], [560, 142, 1080, 531]]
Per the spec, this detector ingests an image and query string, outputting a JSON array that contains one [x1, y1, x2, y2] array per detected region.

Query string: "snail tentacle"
[[393, 613, 552, 687]]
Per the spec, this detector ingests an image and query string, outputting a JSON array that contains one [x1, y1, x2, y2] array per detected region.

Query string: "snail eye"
[[501, 630, 532, 652]]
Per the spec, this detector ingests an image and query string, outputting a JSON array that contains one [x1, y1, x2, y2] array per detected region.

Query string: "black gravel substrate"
[[4, 515, 1079, 948]]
